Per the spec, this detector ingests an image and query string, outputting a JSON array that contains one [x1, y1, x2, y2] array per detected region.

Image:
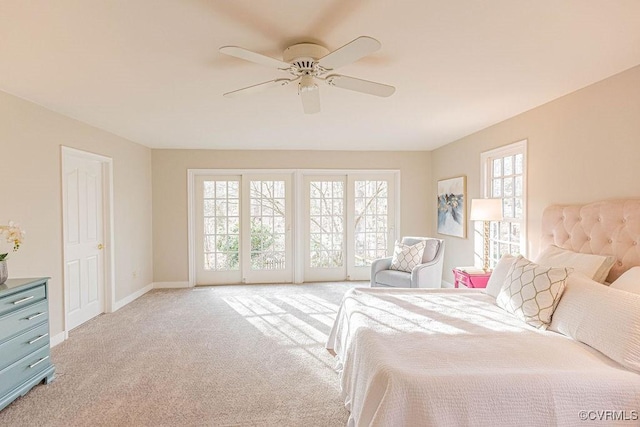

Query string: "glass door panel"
[[354, 180, 389, 266], [195, 176, 242, 285], [348, 175, 395, 280], [242, 175, 292, 283], [304, 176, 347, 282]]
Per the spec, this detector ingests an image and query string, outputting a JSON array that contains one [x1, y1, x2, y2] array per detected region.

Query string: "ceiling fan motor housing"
[[283, 43, 330, 75]]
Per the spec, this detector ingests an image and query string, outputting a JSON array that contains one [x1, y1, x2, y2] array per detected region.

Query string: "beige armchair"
[[370, 237, 445, 288]]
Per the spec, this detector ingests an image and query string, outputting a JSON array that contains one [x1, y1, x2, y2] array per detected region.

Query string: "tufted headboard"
[[541, 199, 640, 283]]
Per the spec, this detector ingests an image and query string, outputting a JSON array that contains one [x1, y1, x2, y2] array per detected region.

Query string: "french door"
[[304, 176, 347, 281], [195, 174, 292, 285], [304, 174, 396, 282]]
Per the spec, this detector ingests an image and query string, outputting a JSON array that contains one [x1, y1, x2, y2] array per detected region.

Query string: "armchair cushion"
[[390, 240, 426, 273], [375, 270, 412, 288]]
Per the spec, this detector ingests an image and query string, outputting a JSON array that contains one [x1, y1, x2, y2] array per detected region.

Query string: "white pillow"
[[389, 240, 426, 273], [423, 239, 440, 263], [485, 254, 517, 298], [609, 267, 640, 294], [534, 245, 615, 283], [496, 255, 571, 330], [550, 273, 640, 373]]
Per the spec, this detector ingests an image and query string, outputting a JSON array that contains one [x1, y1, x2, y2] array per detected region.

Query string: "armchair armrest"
[[371, 257, 393, 286], [411, 258, 444, 288]]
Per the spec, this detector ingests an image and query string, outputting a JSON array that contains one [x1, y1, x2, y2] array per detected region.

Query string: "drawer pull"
[[13, 295, 35, 305], [26, 312, 46, 321], [28, 333, 49, 345], [29, 356, 49, 369]]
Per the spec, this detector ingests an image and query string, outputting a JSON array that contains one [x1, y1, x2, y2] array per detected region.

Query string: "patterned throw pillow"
[[389, 240, 426, 273], [496, 255, 572, 330]]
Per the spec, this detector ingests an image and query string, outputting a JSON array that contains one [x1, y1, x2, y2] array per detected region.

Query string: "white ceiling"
[[1, 1, 640, 151]]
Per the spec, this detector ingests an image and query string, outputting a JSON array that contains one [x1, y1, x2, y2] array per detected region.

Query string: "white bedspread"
[[327, 287, 640, 426]]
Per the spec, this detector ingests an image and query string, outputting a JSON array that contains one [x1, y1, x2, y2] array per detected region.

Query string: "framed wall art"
[[437, 176, 466, 238]]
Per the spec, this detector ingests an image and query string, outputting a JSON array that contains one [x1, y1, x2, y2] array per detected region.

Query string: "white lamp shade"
[[470, 198, 503, 221]]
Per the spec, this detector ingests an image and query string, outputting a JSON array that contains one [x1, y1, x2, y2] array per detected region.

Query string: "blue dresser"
[[0, 278, 55, 411]]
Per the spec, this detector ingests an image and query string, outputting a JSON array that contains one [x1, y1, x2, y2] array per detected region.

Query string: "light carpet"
[[0, 282, 362, 426]]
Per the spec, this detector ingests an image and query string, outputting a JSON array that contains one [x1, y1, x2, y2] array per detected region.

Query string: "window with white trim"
[[481, 140, 527, 268]]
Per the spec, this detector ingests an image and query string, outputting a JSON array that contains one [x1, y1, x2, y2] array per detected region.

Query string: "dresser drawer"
[[0, 300, 49, 344], [0, 322, 50, 371], [0, 345, 51, 397], [0, 284, 46, 317]]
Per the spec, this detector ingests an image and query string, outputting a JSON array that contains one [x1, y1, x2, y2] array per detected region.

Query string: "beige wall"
[[0, 90, 153, 337], [152, 150, 432, 282], [431, 65, 640, 284]]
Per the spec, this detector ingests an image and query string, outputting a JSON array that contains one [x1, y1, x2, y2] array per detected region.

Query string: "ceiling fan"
[[219, 36, 395, 114]]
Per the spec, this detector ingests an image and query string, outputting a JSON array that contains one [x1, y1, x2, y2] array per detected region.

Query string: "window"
[[481, 140, 527, 267]]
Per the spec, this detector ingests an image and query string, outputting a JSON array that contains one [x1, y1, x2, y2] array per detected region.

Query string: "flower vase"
[[0, 260, 7, 285]]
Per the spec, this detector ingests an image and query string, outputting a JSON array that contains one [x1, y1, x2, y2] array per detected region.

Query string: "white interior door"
[[63, 153, 105, 330], [304, 176, 347, 282]]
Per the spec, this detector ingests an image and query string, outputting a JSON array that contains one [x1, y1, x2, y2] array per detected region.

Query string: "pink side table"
[[452, 267, 492, 288]]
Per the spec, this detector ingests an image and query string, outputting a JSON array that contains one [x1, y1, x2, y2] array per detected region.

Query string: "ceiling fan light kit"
[[220, 36, 395, 114]]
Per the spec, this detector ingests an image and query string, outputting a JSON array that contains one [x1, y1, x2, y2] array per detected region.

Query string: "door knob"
[[98, 244, 104, 250]]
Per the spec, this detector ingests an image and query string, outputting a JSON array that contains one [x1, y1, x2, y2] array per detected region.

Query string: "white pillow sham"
[[609, 266, 640, 294], [496, 255, 571, 330], [534, 245, 615, 283], [389, 240, 426, 273], [484, 254, 516, 298], [550, 273, 640, 373]]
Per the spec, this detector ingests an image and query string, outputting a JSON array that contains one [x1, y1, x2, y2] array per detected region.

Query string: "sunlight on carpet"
[[0, 282, 365, 426]]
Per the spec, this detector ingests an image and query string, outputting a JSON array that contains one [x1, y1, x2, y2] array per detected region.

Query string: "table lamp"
[[469, 198, 503, 272]]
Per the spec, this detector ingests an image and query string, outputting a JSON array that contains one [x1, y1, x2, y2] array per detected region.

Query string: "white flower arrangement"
[[0, 221, 25, 262]]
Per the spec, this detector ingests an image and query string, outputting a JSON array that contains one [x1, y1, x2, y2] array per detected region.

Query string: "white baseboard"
[[50, 331, 68, 348], [441, 280, 454, 288], [153, 281, 190, 289], [113, 282, 154, 311]]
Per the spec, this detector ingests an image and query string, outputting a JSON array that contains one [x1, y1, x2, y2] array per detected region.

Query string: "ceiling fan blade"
[[223, 78, 294, 98], [317, 36, 381, 70], [325, 74, 395, 97], [219, 46, 291, 70], [300, 87, 320, 114]]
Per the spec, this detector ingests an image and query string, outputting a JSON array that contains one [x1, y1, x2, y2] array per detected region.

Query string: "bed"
[[327, 200, 640, 426]]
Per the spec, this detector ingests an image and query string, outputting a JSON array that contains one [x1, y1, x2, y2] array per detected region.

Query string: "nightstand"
[[452, 267, 491, 289]]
